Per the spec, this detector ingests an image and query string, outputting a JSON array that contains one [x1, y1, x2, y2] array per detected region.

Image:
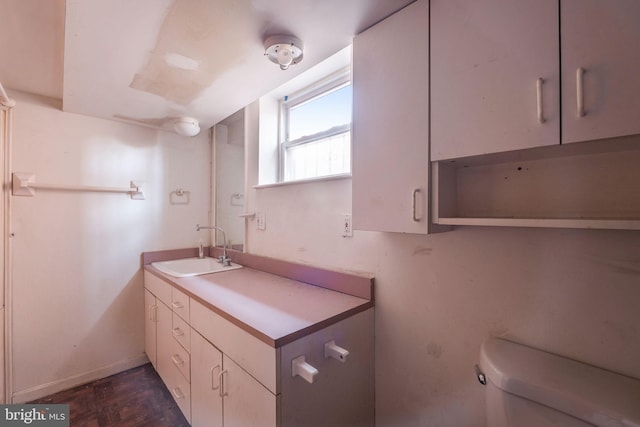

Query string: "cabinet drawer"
[[166, 360, 191, 423], [172, 313, 190, 353], [190, 299, 278, 394], [171, 287, 190, 321], [169, 335, 191, 383], [144, 271, 172, 306]]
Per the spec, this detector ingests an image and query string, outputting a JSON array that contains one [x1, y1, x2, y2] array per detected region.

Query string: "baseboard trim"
[[11, 354, 149, 403]]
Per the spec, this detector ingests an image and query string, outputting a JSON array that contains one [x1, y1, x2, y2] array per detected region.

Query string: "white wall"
[[244, 106, 640, 426], [9, 91, 210, 402]]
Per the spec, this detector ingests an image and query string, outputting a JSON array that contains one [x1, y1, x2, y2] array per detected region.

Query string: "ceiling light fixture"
[[173, 116, 200, 137], [264, 35, 304, 70]]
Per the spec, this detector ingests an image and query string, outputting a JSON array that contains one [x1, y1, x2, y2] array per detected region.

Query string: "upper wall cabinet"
[[561, 0, 640, 144], [432, 0, 640, 160], [431, 0, 560, 161], [352, 0, 430, 234]]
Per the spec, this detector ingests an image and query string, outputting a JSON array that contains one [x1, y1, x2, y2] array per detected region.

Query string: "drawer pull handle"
[[171, 354, 184, 366], [210, 365, 221, 390], [172, 327, 184, 337], [172, 301, 184, 309], [171, 387, 185, 400], [292, 355, 319, 384]]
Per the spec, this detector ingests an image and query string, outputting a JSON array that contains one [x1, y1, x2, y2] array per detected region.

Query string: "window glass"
[[281, 72, 352, 182], [288, 84, 352, 141]]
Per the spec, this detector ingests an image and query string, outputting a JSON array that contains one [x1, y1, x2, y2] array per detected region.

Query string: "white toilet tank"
[[479, 337, 640, 427]]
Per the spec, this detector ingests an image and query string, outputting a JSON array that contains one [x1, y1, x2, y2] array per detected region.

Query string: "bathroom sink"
[[151, 257, 242, 277]]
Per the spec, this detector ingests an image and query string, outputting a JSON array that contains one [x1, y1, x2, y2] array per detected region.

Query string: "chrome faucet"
[[196, 224, 231, 266]]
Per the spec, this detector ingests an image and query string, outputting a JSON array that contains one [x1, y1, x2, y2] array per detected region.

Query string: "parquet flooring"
[[29, 363, 189, 427]]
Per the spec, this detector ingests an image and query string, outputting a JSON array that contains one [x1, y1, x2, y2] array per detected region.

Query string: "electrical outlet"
[[342, 214, 353, 237], [256, 212, 266, 230]]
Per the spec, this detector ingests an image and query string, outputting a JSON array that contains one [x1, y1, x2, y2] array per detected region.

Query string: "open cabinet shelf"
[[432, 136, 640, 230]]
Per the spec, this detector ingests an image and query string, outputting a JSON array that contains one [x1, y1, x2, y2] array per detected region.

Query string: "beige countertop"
[[144, 261, 373, 347]]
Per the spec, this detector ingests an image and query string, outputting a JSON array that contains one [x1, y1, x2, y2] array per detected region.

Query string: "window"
[[280, 69, 352, 182]]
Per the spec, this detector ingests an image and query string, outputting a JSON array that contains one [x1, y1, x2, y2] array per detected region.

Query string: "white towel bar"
[[12, 173, 145, 200]]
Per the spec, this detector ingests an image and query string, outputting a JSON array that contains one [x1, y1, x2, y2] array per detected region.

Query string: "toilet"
[[479, 337, 640, 427]]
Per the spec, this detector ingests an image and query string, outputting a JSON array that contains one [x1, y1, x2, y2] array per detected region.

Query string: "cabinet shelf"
[[432, 136, 640, 231], [435, 217, 640, 230]]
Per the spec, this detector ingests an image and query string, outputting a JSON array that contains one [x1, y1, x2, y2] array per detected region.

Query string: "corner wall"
[[8, 91, 210, 402]]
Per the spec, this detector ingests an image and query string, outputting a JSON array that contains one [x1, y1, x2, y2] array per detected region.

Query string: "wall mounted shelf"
[[432, 136, 640, 230]]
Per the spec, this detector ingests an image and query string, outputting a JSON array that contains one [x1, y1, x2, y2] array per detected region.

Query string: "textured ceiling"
[[1, 0, 414, 132]]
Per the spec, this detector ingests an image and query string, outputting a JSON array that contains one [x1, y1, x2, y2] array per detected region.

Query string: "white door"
[[561, 0, 640, 143], [190, 329, 223, 427], [143, 289, 157, 368], [431, 0, 559, 160], [352, 0, 430, 234], [223, 355, 277, 427]]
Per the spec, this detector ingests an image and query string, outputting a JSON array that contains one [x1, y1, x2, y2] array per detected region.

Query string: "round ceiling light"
[[173, 116, 200, 137], [264, 35, 304, 70]]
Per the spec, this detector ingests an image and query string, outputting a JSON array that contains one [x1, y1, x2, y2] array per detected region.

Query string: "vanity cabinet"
[[431, 0, 560, 160], [352, 0, 430, 234], [143, 264, 374, 427]]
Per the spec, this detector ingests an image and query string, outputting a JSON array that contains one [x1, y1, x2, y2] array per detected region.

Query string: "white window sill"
[[253, 173, 351, 189]]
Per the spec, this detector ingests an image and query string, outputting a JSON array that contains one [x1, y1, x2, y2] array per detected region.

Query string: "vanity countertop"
[[143, 249, 374, 348]]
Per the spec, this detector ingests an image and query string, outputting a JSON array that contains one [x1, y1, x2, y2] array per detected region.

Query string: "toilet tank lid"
[[479, 338, 640, 426]]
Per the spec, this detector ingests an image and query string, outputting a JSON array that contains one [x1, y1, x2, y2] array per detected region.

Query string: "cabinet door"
[[191, 330, 223, 427], [431, 0, 559, 160], [352, 0, 430, 234], [144, 289, 157, 369], [223, 355, 277, 427], [155, 301, 173, 386], [561, 0, 640, 143]]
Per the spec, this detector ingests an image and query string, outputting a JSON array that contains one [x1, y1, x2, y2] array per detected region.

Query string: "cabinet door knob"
[[172, 301, 184, 309], [172, 327, 184, 337]]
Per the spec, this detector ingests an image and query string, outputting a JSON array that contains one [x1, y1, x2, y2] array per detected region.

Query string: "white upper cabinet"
[[431, 0, 560, 160], [561, 0, 640, 144], [352, 0, 430, 233]]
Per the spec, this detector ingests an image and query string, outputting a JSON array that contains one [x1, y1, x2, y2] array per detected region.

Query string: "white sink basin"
[[152, 257, 242, 277]]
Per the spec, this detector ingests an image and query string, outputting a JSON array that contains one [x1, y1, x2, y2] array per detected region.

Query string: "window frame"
[[278, 67, 352, 182]]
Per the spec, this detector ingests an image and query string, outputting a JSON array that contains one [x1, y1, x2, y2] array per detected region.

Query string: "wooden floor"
[[30, 363, 189, 427]]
